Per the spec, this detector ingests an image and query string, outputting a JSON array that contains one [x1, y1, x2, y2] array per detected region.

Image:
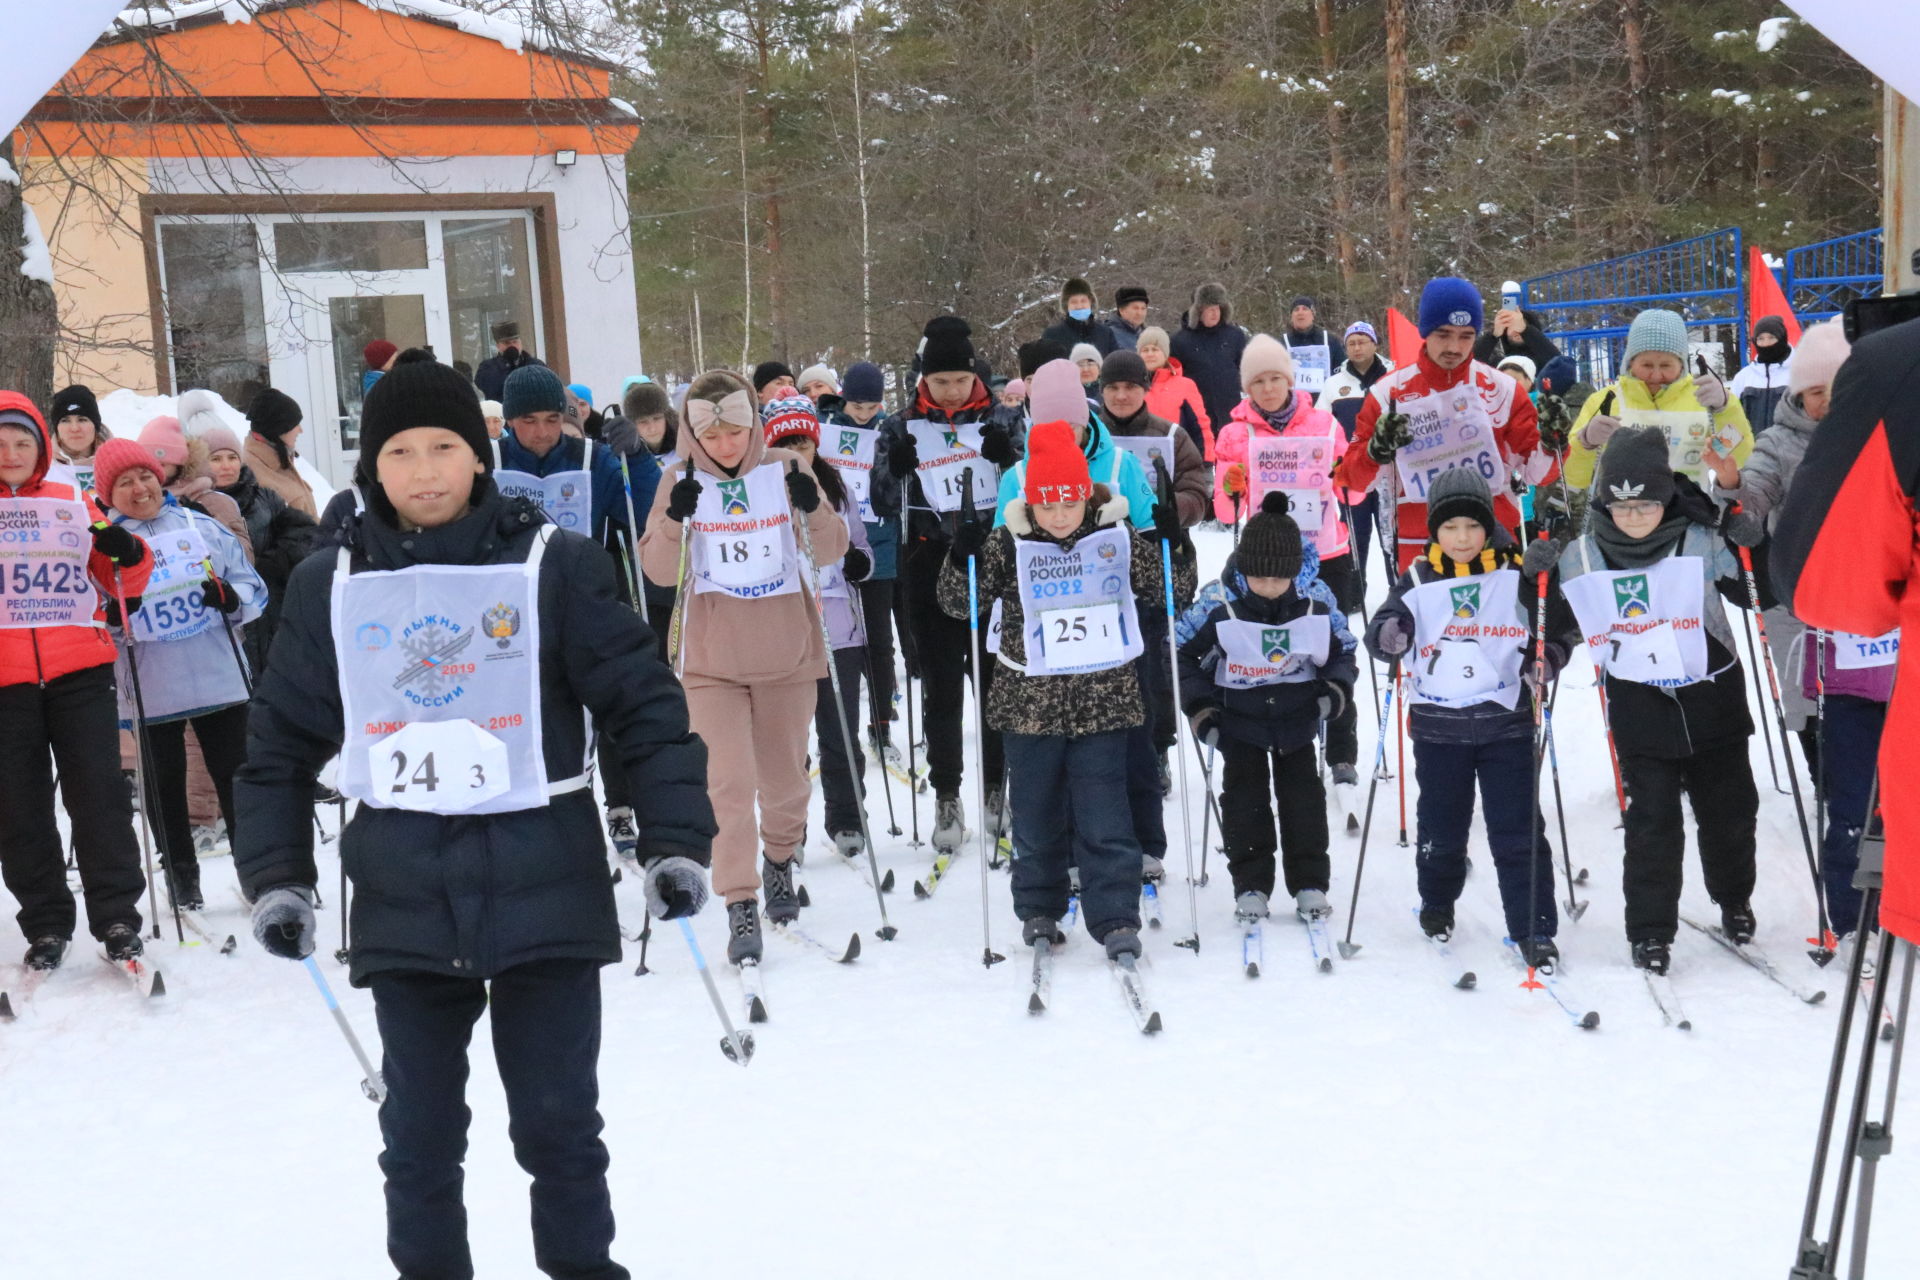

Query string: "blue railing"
[[1780, 228, 1883, 323], [1522, 228, 1746, 385]]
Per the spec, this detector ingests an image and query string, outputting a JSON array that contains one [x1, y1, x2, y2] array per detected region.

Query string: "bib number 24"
[[372, 719, 513, 813]]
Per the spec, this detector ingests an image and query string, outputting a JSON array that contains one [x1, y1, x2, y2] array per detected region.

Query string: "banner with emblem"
[[1213, 614, 1330, 689], [824, 425, 880, 521], [1403, 570, 1527, 708], [907, 419, 998, 514], [0, 497, 98, 629], [1561, 556, 1709, 688]]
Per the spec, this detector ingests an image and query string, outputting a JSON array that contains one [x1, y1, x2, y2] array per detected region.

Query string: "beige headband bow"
[[686, 389, 757, 434]]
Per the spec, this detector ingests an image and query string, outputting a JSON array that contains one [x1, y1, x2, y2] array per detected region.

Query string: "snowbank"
[[97, 387, 337, 507]]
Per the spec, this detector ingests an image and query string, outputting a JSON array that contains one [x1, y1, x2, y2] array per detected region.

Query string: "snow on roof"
[[111, 0, 625, 69], [97, 386, 338, 505]]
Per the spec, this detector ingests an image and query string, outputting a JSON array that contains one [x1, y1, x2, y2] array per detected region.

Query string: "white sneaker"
[[1234, 890, 1269, 924], [1295, 888, 1333, 921]]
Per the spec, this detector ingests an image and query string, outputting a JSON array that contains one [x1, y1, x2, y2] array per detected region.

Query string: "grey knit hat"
[[1622, 309, 1690, 368], [1593, 426, 1677, 509], [1425, 466, 1496, 537]]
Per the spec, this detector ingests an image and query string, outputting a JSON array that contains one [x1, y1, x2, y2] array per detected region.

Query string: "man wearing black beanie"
[[752, 361, 796, 404]]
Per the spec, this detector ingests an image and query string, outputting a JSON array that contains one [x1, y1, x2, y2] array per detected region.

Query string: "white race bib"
[[908, 420, 998, 514], [1290, 343, 1331, 393], [333, 534, 552, 815], [1404, 570, 1528, 709], [1562, 556, 1710, 688], [688, 464, 800, 599], [1248, 434, 1335, 533], [1833, 628, 1899, 671], [1620, 406, 1719, 478], [496, 467, 592, 533], [130, 525, 215, 644], [1110, 429, 1178, 489], [0, 499, 98, 629], [1011, 527, 1142, 675], [1214, 614, 1330, 689], [824, 426, 880, 522], [1394, 389, 1502, 506]]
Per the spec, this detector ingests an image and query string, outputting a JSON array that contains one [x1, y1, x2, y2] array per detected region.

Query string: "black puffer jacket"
[[234, 481, 715, 985], [220, 465, 320, 673]]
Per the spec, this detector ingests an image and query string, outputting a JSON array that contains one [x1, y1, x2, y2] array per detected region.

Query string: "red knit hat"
[[363, 339, 397, 370], [93, 436, 166, 502], [761, 393, 821, 447], [1023, 420, 1091, 506]]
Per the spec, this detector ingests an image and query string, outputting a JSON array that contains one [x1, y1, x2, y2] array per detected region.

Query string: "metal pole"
[[1337, 660, 1398, 959], [1161, 537, 1201, 954], [965, 541, 1003, 969], [302, 955, 387, 1103], [110, 567, 177, 944], [1743, 604, 1785, 794], [677, 918, 754, 1065], [618, 453, 650, 627]]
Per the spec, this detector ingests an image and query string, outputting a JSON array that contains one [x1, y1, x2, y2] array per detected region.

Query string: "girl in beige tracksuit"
[[640, 371, 848, 963]]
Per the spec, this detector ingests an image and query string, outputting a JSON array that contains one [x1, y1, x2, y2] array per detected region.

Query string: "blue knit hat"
[[842, 361, 885, 403], [1416, 277, 1485, 337], [568, 382, 593, 405], [1622, 309, 1690, 368], [503, 364, 568, 419]]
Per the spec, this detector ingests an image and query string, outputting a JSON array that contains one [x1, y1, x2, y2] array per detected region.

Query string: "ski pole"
[[1338, 658, 1398, 959], [677, 918, 754, 1065], [1524, 537, 1551, 955], [1154, 459, 1201, 954], [1192, 738, 1219, 888], [1730, 507, 1830, 957], [959, 469, 1002, 969], [1541, 693, 1589, 917], [1741, 604, 1786, 794], [860, 619, 902, 839], [302, 955, 386, 1103], [665, 466, 694, 675], [902, 596, 923, 846], [1394, 668, 1408, 847], [110, 566, 179, 944], [788, 460, 896, 942], [1593, 679, 1628, 821], [1813, 628, 1830, 951], [202, 558, 254, 699], [617, 453, 650, 626]]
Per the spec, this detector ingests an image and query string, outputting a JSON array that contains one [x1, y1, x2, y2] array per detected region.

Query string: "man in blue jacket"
[[497, 364, 647, 553]]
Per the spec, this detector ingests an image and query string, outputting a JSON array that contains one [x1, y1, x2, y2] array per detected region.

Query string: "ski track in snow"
[[1, 526, 1912, 1277]]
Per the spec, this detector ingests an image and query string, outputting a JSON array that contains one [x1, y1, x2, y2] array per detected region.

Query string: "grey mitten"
[[1579, 414, 1622, 450], [251, 885, 317, 960], [1315, 680, 1349, 724], [1189, 707, 1222, 749], [1521, 537, 1561, 577], [1723, 508, 1767, 548], [643, 855, 710, 920], [1373, 615, 1412, 657]]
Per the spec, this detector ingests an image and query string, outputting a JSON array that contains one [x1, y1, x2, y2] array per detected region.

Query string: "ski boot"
[[1103, 927, 1144, 962], [932, 792, 966, 853], [982, 787, 1008, 838], [167, 864, 204, 913], [1838, 931, 1878, 980], [1141, 854, 1165, 884], [1631, 938, 1671, 975], [103, 923, 144, 963], [1234, 890, 1270, 924], [191, 823, 225, 857], [1720, 900, 1756, 946], [726, 899, 763, 964], [1418, 903, 1454, 941], [23, 935, 69, 971], [1330, 763, 1361, 831], [761, 855, 800, 926], [1156, 750, 1172, 798], [605, 806, 639, 862], [832, 830, 865, 861], [1023, 916, 1065, 947], [1294, 888, 1332, 921], [1515, 936, 1560, 971]]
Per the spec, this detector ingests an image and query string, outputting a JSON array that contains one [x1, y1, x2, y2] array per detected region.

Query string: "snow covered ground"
[[1, 525, 1912, 1278]]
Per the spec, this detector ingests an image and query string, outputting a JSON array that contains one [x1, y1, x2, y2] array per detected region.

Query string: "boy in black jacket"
[[1366, 468, 1577, 967], [1176, 493, 1358, 925], [236, 358, 716, 1280]]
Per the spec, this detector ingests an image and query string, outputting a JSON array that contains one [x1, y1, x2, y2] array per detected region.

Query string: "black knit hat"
[[921, 324, 976, 376], [1018, 339, 1070, 380], [356, 357, 491, 487], [1115, 285, 1149, 309], [752, 361, 795, 393], [1062, 277, 1094, 308], [1425, 466, 1496, 537], [1593, 426, 1676, 509], [48, 384, 102, 430], [1238, 491, 1303, 581], [1101, 349, 1149, 388], [246, 387, 303, 440]]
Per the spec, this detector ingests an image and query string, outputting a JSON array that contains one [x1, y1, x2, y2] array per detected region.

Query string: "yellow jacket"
[[1563, 374, 1753, 489]]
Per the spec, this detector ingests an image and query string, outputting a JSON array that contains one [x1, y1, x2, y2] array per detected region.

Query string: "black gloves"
[[1520, 538, 1561, 578], [1367, 408, 1413, 463], [1146, 506, 1189, 555], [1315, 679, 1350, 724], [978, 425, 1016, 467], [1189, 706, 1221, 749], [950, 518, 990, 562], [103, 594, 143, 628], [843, 548, 872, 581], [666, 475, 702, 523], [201, 576, 242, 614], [886, 437, 920, 477], [786, 468, 821, 514], [91, 522, 144, 568]]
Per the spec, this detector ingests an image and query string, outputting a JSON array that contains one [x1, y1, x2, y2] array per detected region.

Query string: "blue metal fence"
[[1780, 228, 1884, 323], [1521, 228, 1746, 385]]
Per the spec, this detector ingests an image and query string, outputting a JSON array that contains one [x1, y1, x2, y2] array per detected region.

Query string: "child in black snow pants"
[[1176, 492, 1357, 926], [1366, 468, 1576, 967], [1557, 426, 1762, 976]]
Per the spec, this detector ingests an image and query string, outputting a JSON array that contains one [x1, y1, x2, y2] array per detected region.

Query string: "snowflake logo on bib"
[[1261, 628, 1292, 662], [1449, 582, 1481, 619], [393, 620, 474, 706], [838, 431, 859, 456], [482, 603, 522, 650], [1612, 573, 1652, 619], [717, 479, 750, 515]]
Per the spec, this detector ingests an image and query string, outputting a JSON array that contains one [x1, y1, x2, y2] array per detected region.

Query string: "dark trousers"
[[857, 578, 897, 736], [1219, 736, 1329, 898], [141, 701, 249, 896], [816, 645, 869, 835], [0, 665, 145, 942], [1413, 735, 1558, 942], [1138, 610, 1176, 754], [371, 958, 628, 1280], [1124, 722, 1168, 863], [902, 542, 1001, 796], [1619, 739, 1758, 945], [1005, 730, 1142, 941], [1819, 696, 1885, 937]]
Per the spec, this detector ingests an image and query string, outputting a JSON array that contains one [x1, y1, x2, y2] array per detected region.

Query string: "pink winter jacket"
[[1210, 392, 1353, 562]]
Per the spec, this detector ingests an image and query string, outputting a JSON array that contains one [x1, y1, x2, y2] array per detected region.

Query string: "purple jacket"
[[823, 491, 873, 650], [1802, 629, 1897, 704]]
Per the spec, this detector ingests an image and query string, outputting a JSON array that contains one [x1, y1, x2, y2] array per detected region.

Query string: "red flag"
[[1386, 306, 1423, 368], [1747, 246, 1803, 354]]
